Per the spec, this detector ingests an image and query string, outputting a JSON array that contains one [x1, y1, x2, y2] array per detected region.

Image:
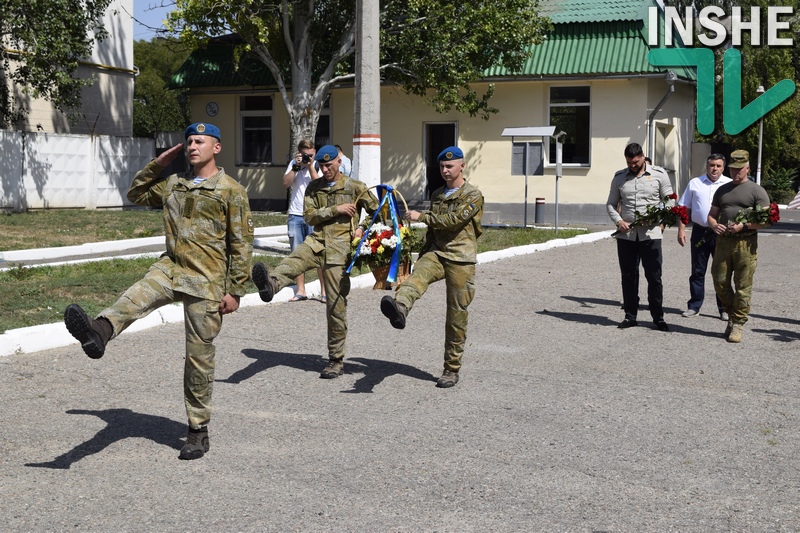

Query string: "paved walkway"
[[1, 216, 799, 530]]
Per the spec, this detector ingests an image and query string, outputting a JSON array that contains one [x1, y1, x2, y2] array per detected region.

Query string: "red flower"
[[768, 202, 781, 224], [670, 205, 690, 225]]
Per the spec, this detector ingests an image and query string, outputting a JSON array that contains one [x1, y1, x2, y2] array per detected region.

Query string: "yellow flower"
[[377, 245, 385, 255]]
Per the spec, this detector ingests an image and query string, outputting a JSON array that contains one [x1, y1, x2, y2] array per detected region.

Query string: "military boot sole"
[[252, 262, 275, 302], [64, 304, 105, 359], [380, 296, 406, 329]]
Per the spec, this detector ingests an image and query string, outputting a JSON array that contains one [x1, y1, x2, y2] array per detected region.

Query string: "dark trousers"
[[688, 225, 724, 313], [616, 237, 663, 322]]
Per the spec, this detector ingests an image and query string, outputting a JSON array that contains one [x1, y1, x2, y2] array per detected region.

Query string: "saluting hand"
[[155, 143, 184, 167]]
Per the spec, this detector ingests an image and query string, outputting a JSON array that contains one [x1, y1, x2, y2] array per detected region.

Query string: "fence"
[[0, 131, 157, 211]]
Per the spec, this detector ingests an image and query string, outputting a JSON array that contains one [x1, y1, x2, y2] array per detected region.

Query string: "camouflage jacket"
[[127, 160, 254, 301], [303, 176, 379, 265], [420, 181, 484, 263]]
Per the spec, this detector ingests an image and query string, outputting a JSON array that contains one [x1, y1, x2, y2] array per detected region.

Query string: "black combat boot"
[[64, 304, 113, 359], [252, 262, 279, 302], [179, 426, 209, 460], [380, 295, 407, 329]]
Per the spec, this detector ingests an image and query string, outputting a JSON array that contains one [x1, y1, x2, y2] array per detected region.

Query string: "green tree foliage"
[[0, 0, 110, 128], [133, 38, 193, 137], [168, 0, 551, 148]]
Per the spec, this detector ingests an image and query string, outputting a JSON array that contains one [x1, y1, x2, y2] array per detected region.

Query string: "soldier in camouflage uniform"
[[64, 123, 254, 460], [380, 146, 484, 388], [252, 145, 378, 379]]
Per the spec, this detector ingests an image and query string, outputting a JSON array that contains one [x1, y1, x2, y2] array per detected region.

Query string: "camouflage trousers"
[[711, 234, 758, 325], [395, 253, 476, 372], [272, 241, 350, 361], [98, 265, 222, 429]]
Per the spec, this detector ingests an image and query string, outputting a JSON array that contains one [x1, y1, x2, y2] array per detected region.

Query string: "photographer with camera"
[[283, 139, 326, 301]]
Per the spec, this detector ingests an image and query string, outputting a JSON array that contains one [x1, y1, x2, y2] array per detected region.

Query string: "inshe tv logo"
[[647, 6, 796, 135]]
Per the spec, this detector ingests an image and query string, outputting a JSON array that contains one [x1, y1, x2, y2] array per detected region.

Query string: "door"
[[424, 123, 457, 198]]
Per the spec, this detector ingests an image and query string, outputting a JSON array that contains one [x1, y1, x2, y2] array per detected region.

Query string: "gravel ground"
[[1, 222, 799, 531]]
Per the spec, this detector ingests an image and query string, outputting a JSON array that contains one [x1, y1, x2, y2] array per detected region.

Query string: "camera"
[[301, 153, 313, 164]]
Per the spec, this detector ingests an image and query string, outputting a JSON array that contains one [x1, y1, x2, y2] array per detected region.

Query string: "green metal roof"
[[167, 35, 277, 89], [486, 0, 696, 79], [538, 0, 652, 24]]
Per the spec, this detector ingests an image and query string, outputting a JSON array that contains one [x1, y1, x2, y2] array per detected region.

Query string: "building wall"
[[188, 75, 695, 226], [15, 0, 135, 137]]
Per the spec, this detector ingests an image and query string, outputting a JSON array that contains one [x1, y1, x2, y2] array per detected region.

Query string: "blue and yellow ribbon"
[[347, 185, 404, 282]]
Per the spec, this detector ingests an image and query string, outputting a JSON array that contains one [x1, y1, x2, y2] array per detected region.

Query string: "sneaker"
[[436, 370, 459, 388], [320, 359, 344, 379], [252, 262, 278, 302], [720, 311, 729, 321], [380, 296, 407, 329], [179, 426, 209, 460], [64, 304, 112, 359], [654, 320, 670, 332], [682, 309, 699, 318], [727, 324, 744, 343]]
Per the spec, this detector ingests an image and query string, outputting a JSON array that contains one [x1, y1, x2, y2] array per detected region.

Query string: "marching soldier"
[[380, 146, 484, 388], [64, 123, 254, 460]]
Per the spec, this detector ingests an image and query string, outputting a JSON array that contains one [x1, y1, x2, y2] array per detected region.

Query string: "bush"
[[763, 167, 798, 204]]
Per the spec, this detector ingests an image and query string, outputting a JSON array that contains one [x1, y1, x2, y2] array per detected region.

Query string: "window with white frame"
[[240, 95, 273, 164], [548, 86, 590, 165]]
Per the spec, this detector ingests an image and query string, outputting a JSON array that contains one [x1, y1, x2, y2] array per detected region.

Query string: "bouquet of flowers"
[[695, 201, 780, 248], [732, 201, 781, 226], [612, 193, 689, 236]]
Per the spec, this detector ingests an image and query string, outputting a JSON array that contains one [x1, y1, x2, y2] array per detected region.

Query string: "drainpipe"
[[648, 70, 677, 161]]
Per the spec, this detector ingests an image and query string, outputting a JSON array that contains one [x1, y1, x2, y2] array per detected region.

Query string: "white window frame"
[[238, 95, 273, 165]]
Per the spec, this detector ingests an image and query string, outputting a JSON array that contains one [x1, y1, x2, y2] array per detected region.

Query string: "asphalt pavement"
[[1, 215, 799, 531]]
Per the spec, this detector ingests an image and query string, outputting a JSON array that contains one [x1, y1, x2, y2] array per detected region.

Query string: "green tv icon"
[[649, 48, 795, 135]]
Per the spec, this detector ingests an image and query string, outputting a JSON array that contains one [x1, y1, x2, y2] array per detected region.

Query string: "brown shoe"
[[436, 369, 459, 388], [380, 296, 407, 329], [724, 320, 734, 338], [252, 262, 279, 302], [320, 359, 344, 379], [179, 426, 209, 460], [64, 304, 112, 359], [727, 324, 744, 343]]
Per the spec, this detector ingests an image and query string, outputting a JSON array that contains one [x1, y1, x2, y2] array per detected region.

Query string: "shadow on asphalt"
[[223, 349, 437, 393], [25, 408, 184, 469]]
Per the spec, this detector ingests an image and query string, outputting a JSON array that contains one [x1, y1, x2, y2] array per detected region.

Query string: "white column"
[[352, 0, 380, 188]]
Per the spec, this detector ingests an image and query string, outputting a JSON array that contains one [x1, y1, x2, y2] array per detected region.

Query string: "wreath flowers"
[[612, 193, 689, 237]]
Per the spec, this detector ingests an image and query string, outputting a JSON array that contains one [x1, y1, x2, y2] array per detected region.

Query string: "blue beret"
[[315, 145, 339, 162], [438, 146, 463, 161], [185, 122, 221, 141]]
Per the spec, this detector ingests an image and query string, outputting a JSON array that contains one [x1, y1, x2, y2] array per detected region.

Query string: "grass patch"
[[0, 221, 588, 332], [0, 209, 286, 251]]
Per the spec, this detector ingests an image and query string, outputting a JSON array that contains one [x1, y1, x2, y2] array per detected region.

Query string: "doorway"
[[424, 123, 457, 198]]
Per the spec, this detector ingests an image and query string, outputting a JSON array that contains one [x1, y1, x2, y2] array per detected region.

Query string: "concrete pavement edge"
[[0, 230, 612, 357]]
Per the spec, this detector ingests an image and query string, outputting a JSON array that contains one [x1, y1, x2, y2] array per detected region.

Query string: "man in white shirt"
[[676, 153, 732, 319], [335, 144, 352, 177], [284, 139, 326, 301]]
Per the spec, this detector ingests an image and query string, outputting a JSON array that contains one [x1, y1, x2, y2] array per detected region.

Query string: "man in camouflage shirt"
[[380, 146, 484, 388], [64, 123, 254, 460], [252, 144, 378, 379]]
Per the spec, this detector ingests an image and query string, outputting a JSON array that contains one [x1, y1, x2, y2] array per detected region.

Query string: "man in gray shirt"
[[606, 143, 674, 331]]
